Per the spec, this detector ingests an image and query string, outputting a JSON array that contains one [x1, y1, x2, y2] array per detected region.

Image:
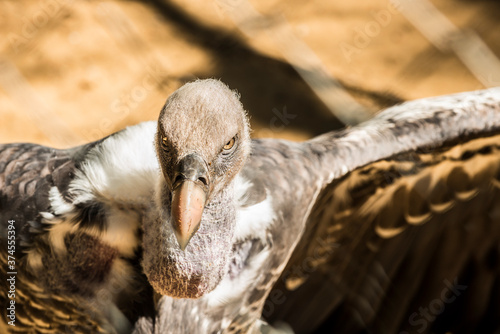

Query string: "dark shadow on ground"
[[145, 0, 403, 138]]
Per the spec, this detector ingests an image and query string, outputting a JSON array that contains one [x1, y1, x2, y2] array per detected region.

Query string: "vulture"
[[1, 79, 500, 334]]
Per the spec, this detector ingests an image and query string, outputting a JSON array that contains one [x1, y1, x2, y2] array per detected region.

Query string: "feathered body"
[[0, 81, 500, 333]]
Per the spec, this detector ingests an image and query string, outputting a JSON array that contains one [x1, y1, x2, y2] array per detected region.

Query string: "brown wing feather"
[[0, 143, 110, 332], [268, 132, 500, 333], [0, 248, 109, 333]]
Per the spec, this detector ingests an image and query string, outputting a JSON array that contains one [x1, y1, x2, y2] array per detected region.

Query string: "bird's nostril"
[[198, 176, 208, 186]]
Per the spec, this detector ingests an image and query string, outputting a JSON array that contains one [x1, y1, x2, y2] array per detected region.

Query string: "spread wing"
[[0, 123, 158, 333], [0, 143, 113, 333], [267, 89, 500, 333]]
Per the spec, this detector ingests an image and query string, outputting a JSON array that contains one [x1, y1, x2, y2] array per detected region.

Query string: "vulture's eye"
[[223, 137, 236, 152], [161, 136, 169, 151]]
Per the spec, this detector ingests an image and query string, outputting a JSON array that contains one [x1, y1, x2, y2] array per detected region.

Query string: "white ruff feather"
[[45, 122, 161, 257], [234, 198, 274, 243], [48, 186, 74, 215], [233, 176, 275, 243], [205, 248, 270, 309], [70, 121, 160, 205], [46, 187, 78, 253]]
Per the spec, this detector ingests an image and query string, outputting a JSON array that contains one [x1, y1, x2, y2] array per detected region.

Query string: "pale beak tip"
[[173, 229, 191, 251], [176, 234, 189, 251]]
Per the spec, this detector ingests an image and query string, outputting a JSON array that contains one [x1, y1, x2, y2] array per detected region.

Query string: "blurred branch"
[[396, 0, 500, 88], [214, 0, 372, 125]]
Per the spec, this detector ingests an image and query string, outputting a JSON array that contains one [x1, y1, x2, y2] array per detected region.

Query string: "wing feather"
[[268, 131, 500, 333], [0, 134, 151, 332]]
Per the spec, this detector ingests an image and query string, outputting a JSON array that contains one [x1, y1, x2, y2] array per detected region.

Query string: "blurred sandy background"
[[0, 0, 499, 148]]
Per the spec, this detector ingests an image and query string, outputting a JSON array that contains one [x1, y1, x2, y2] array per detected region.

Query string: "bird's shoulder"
[[0, 142, 78, 234], [0, 123, 159, 332], [241, 137, 318, 202], [233, 137, 320, 253], [0, 120, 160, 253]]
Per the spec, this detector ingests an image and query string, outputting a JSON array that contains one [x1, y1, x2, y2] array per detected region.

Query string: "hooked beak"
[[170, 153, 210, 251]]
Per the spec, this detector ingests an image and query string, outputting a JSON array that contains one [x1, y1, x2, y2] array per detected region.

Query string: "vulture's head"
[[143, 79, 251, 298]]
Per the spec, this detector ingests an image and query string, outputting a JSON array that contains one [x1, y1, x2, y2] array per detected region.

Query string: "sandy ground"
[[0, 0, 499, 147]]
